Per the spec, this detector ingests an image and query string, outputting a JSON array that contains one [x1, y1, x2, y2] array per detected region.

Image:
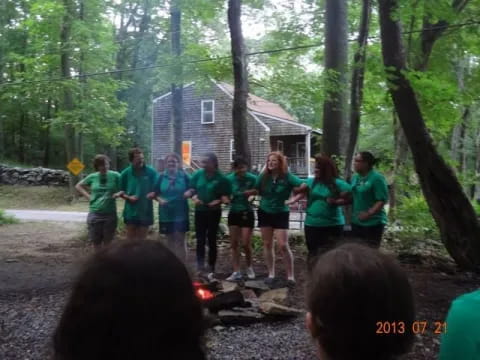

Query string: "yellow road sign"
[[67, 158, 85, 176]]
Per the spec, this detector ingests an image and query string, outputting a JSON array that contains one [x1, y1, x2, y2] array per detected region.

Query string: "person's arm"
[[184, 171, 197, 198], [358, 176, 388, 220], [285, 192, 306, 205], [75, 180, 91, 201], [288, 173, 308, 194], [327, 179, 352, 205], [208, 176, 230, 208]]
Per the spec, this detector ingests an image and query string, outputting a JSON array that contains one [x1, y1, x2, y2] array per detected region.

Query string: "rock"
[[245, 280, 269, 291], [205, 290, 245, 313], [240, 289, 258, 300], [259, 288, 289, 306], [0, 164, 69, 186], [259, 302, 303, 317], [221, 281, 240, 293], [218, 308, 265, 325], [213, 325, 226, 332]]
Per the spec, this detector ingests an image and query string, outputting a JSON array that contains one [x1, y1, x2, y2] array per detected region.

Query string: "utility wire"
[[1, 20, 478, 88]]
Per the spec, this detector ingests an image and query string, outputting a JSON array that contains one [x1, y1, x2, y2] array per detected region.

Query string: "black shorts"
[[123, 218, 153, 227], [159, 221, 189, 235], [257, 209, 289, 229], [228, 211, 254, 228]]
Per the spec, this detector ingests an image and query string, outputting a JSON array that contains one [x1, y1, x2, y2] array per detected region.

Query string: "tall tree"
[[322, 0, 348, 157], [171, 0, 184, 156], [344, 0, 372, 178], [377, 0, 480, 269], [228, 0, 251, 165]]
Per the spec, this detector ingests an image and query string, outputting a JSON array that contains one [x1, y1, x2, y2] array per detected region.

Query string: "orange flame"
[[196, 288, 214, 301]]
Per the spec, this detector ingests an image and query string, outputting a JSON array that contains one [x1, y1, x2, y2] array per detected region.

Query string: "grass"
[[0, 209, 19, 225], [0, 185, 89, 212]]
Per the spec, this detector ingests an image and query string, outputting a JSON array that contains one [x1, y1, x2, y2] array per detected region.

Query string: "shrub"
[[0, 209, 18, 225], [395, 195, 439, 238]]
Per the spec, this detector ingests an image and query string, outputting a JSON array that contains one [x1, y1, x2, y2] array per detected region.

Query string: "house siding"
[[153, 83, 271, 173], [255, 114, 309, 136]]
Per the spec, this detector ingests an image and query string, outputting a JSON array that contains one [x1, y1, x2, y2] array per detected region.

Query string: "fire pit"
[[192, 278, 303, 326]]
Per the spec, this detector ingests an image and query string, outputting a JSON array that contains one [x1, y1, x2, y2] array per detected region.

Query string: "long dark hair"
[[307, 243, 415, 360], [54, 241, 205, 360], [313, 154, 339, 196]]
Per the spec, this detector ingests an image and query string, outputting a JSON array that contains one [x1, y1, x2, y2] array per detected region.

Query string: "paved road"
[[5, 209, 87, 223]]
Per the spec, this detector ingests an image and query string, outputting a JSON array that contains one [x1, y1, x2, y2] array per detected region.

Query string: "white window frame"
[[201, 99, 215, 124], [230, 139, 235, 162], [277, 140, 284, 153]]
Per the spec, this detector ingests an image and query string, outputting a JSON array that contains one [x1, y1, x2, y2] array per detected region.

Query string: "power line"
[[1, 20, 478, 88]]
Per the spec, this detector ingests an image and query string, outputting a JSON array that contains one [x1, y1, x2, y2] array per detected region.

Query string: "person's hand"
[[358, 211, 371, 221], [158, 198, 168, 206], [112, 191, 124, 199], [184, 190, 194, 198], [146, 192, 156, 200], [285, 199, 295, 206], [221, 195, 231, 205], [128, 195, 139, 203], [84, 194, 91, 201], [208, 199, 222, 208], [192, 196, 203, 206], [326, 198, 337, 205]]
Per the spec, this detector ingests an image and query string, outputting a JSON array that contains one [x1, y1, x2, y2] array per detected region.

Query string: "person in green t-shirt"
[[439, 289, 480, 360], [255, 151, 307, 286], [148, 153, 190, 263], [184, 153, 231, 279], [349, 151, 389, 248], [75, 155, 121, 250], [287, 155, 351, 267], [224, 157, 257, 281], [116, 147, 158, 241]]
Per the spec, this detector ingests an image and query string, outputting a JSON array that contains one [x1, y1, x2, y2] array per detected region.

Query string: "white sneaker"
[[226, 271, 243, 281], [207, 272, 216, 282], [246, 267, 256, 280]]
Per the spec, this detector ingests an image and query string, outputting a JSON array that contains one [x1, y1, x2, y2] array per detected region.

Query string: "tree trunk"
[[228, 0, 251, 166], [61, 0, 79, 192], [344, 0, 372, 179], [43, 99, 52, 167], [171, 1, 184, 156], [322, 0, 348, 157], [378, 0, 480, 269]]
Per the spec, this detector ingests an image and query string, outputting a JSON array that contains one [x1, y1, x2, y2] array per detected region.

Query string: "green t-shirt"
[[351, 170, 388, 226], [227, 172, 257, 213], [190, 169, 231, 212], [80, 171, 121, 214], [439, 290, 480, 360], [154, 170, 190, 223], [120, 165, 158, 222], [305, 178, 351, 227], [255, 172, 303, 214]]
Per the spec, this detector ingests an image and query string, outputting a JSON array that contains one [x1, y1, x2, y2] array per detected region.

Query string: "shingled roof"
[[218, 82, 296, 122]]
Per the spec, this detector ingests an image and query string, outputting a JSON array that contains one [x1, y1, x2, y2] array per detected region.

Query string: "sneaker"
[[226, 272, 243, 281], [207, 272, 216, 282], [245, 267, 256, 280]]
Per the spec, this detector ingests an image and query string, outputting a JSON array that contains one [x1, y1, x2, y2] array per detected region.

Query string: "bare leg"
[[136, 226, 149, 241], [229, 226, 241, 273], [126, 224, 137, 241], [241, 227, 253, 268], [275, 229, 294, 281], [174, 232, 187, 263], [261, 227, 275, 278]]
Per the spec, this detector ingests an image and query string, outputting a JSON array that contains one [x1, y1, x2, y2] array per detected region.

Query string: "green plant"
[[0, 209, 18, 225], [396, 195, 439, 238]]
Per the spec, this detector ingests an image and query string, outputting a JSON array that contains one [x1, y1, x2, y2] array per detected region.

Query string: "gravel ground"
[[2, 223, 480, 360]]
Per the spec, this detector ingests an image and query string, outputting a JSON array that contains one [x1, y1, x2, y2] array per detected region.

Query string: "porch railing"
[[287, 157, 307, 175]]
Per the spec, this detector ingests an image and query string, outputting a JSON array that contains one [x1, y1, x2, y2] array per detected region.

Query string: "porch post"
[[306, 130, 312, 176]]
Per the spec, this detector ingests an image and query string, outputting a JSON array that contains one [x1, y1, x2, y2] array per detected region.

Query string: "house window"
[[230, 139, 236, 162], [277, 140, 284, 153], [201, 100, 215, 124]]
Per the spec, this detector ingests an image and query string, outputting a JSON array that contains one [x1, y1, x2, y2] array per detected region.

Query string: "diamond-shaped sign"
[[67, 158, 85, 176]]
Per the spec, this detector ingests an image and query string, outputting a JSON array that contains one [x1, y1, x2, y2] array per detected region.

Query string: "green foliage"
[[0, 209, 18, 225], [396, 195, 439, 238]]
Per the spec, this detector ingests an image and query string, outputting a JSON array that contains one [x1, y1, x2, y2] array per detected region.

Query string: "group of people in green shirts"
[[76, 147, 389, 285]]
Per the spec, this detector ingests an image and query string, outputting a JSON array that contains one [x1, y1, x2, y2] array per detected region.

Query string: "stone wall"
[[0, 165, 69, 186]]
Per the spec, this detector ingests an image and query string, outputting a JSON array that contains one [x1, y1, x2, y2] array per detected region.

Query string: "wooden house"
[[152, 80, 321, 176]]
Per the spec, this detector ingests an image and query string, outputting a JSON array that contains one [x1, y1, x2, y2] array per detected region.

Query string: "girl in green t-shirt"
[[149, 153, 190, 263], [255, 152, 307, 286], [348, 151, 389, 248], [288, 155, 351, 266], [76, 155, 121, 250], [184, 153, 231, 280]]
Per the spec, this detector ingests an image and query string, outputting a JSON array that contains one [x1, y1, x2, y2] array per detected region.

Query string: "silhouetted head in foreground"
[[307, 243, 415, 360], [54, 241, 205, 360]]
